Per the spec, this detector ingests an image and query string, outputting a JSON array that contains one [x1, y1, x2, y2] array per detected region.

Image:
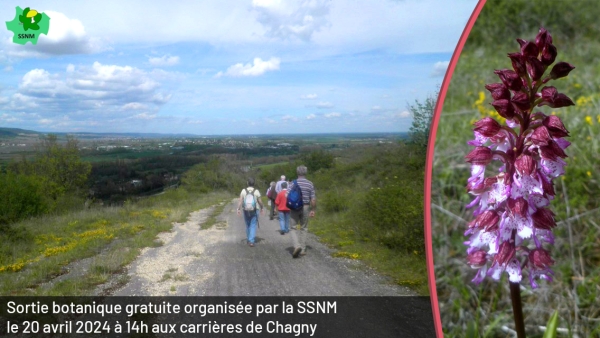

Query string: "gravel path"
[[112, 199, 417, 297]]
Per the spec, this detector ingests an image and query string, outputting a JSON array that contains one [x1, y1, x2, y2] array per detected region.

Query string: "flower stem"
[[510, 281, 526, 338]]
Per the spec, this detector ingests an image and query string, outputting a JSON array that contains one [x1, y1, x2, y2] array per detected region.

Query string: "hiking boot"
[[292, 247, 302, 258], [249, 243, 255, 247]]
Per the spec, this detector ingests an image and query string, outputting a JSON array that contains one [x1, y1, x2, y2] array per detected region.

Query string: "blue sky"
[[0, 0, 477, 135]]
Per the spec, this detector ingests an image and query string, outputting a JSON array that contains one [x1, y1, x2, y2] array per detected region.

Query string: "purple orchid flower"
[[464, 27, 574, 289]]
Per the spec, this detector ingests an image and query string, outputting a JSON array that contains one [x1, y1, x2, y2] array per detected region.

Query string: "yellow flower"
[[573, 83, 582, 89], [597, 115, 600, 124], [585, 116, 593, 125], [587, 171, 592, 177]]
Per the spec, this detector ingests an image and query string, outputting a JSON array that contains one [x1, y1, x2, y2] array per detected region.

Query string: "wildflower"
[[465, 27, 573, 289], [585, 116, 593, 125]]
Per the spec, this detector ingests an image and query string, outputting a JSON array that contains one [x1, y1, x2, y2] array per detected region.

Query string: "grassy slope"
[[0, 189, 231, 295]]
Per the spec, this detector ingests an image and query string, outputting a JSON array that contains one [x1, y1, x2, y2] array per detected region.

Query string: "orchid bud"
[[538, 86, 575, 108], [543, 115, 569, 137], [549, 62, 575, 79], [494, 240, 516, 266], [474, 117, 502, 137], [508, 53, 527, 76], [529, 248, 554, 269], [468, 210, 500, 232], [541, 44, 557, 65], [515, 154, 536, 176], [520, 41, 539, 58], [467, 250, 488, 269], [527, 56, 545, 81], [465, 146, 493, 165], [511, 92, 530, 112], [494, 69, 523, 91], [508, 197, 528, 217], [491, 99, 516, 119], [535, 27, 550, 50], [485, 83, 511, 100], [530, 125, 552, 146], [531, 208, 556, 230]]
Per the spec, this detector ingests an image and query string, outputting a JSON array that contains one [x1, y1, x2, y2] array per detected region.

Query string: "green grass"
[[309, 143, 428, 295], [0, 189, 230, 296], [432, 16, 600, 337], [312, 215, 428, 294]]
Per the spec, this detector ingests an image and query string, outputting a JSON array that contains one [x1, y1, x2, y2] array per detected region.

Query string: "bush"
[[0, 173, 52, 229], [360, 182, 423, 254]]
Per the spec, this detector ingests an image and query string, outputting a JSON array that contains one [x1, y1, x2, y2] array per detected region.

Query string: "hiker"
[[275, 175, 286, 193], [287, 165, 316, 258], [274, 181, 290, 234], [266, 181, 277, 220], [236, 178, 264, 247]]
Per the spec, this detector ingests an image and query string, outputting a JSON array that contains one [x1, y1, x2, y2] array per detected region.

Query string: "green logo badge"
[[6, 6, 50, 45]]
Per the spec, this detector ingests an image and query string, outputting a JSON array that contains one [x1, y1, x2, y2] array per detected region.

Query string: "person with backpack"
[[266, 181, 277, 220], [287, 165, 316, 258], [274, 181, 290, 234], [236, 178, 264, 247]]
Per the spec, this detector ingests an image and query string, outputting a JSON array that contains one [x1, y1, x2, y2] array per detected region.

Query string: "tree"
[[300, 150, 335, 173], [9, 134, 91, 199], [408, 90, 438, 148]]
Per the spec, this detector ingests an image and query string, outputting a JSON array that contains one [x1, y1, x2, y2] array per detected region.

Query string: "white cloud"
[[431, 61, 449, 77], [324, 112, 341, 118], [300, 94, 318, 100], [1, 62, 172, 126], [306, 113, 316, 119], [148, 55, 180, 67], [215, 57, 281, 78], [122, 102, 147, 110], [316, 101, 333, 109], [252, 0, 331, 42], [130, 113, 156, 120], [0, 113, 18, 122], [393, 110, 411, 118], [6, 11, 106, 57], [282, 114, 299, 121]]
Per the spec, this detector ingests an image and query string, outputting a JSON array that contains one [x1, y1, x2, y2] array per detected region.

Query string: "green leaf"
[[542, 310, 559, 338], [465, 320, 479, 338], [34, 13, 42, 23]]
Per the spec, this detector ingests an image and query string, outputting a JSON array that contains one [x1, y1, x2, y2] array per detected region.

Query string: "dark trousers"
[[269, 198, 276, 218]]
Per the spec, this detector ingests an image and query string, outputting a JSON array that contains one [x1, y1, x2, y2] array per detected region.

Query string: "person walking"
[[288, 165, 316, 258], [274, 181, 290, 235], [236, 178, 264, 247], [266, 181, 277, 220], [275, 175, 286, 193]]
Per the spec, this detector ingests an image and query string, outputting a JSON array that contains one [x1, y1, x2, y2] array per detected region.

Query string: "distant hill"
[[0, 127, 41, 138]]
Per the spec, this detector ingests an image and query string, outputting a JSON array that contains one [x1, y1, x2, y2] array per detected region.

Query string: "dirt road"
[[112, 199, 417, 297]]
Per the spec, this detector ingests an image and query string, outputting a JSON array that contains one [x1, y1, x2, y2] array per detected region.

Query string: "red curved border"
[[424, 0, 487, 337]]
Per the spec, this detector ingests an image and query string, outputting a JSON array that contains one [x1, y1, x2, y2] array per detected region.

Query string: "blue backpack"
[[286, 180, 304, 210]]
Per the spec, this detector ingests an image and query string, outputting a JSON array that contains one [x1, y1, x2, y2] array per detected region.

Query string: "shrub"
[[0, 173, 51, 229], [360, 183, 423, 254]]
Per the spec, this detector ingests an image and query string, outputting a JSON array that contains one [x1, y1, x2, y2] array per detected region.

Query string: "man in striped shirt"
[[289, 165, 316, 258]]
